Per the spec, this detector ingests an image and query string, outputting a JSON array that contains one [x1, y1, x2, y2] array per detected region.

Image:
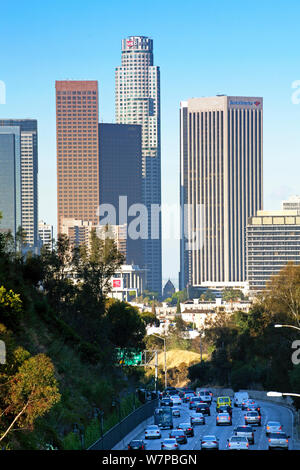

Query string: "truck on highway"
[[154, 407, 173, 429]]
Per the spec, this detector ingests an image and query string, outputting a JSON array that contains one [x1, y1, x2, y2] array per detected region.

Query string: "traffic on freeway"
[[125, 388, 296, 451]]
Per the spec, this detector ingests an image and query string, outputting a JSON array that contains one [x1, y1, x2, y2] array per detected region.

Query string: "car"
[[127, 440, 147, 450], [144, 425, 161, 439], [201, 435, 219, 450], [169, 429, 188, 444], [189, 397, 203, 410], [183, 392, 195, 403], [265, 421, 283, 436], [246, 404, 261, 413], [170, 395, 182, 406], [177, 423, 194, 437], [234, 391, 249, 407], [198, 390, 213, 404], [161, 438, 180, 450], [216, 396, 232, 409], [217, 405, 232, 416], [216, 412, 232, 426], [227, 436, 249, 450], [244, 411, 261, 426], [234, 426, 255, 444], [268, 432, 290, 450], [190, 413, 205, 425], [160, 397, 173, 407], [172, 407, 181, 417], [242, 399, 256, 410], [196, 402, 211, 416]]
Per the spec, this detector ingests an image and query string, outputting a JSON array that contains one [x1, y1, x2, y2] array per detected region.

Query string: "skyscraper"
[[247, 210, 300, 291], [38, 220, 53, 250], [0, 120, 38, 246], [180, 96, 263, 289], [282, 195, 300, 211], [115, 36, 162, 294], [56, 81, 99, 235], [98, 123, 143, 267]]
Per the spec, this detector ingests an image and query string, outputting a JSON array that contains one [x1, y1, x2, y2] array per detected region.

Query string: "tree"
[[222, 288, 244, 302], [264, 262, 300, 327], [106, 301, 146, 351], [0, 353, 60, 443]]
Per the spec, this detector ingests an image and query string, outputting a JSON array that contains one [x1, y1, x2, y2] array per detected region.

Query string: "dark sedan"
[[177, 423, 194, 437], [169, 429, 188, 444], [196, 403, 211, 416], [127, 440, 146, 450]]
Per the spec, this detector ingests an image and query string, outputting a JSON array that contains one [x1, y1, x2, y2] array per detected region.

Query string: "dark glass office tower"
[[99, 123, 144, 268]]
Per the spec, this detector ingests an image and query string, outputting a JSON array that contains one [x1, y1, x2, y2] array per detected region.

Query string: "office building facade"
[[38, 220, 53, 250], [115, 36, 162, 293], [282, 195, 300, 211], [247, 210, 300, 291], [180, 96, 263, 289], [56, 81, 99, 235], [98, 123, 143, 267], [0, 120, 38, 246]]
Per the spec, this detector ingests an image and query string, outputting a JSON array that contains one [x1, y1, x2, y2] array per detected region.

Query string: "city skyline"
[[1, 0, 300, 286]]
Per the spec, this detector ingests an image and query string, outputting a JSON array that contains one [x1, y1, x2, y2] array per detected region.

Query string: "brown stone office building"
[[56, 80, 99, 234]]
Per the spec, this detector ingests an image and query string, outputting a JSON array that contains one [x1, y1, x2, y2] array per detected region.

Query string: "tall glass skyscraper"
[[179, 96, 263, 289], [115, 36, 162, 294], [0, 120, 38, 246]]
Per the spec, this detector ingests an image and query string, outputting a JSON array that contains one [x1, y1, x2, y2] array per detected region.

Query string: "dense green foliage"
[[0, 227, 150, 449], [188, 263, 300, 406]]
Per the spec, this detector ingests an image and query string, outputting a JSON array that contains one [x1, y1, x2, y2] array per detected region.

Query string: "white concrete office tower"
[[247, 210, 300, 291], [179, 96, 263, 289], [115, 36, 162, 294], [282, 195, 300, 211], [38, 221, 53, 250]]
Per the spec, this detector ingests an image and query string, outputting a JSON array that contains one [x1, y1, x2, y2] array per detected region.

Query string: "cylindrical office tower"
[[115, 36, 162, 294]]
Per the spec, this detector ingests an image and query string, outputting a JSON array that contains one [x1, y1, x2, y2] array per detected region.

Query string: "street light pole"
[[152, 334, 167, 390]]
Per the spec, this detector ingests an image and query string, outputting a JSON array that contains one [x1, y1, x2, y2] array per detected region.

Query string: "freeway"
[[123, 397, 297, 450]]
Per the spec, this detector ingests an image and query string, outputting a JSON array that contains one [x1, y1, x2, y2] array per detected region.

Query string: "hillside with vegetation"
[[0, 224, 148, 449]]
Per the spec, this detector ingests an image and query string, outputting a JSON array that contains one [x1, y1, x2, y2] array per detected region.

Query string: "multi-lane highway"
[[123, 397, 297, 450]]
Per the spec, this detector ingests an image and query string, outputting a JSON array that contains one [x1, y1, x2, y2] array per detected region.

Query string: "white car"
[[170, 395, 182, 406], [265, 421, 282, 436], [145, 425, 161, 439], [227, 436, 249, 450], [234, 391, 249, 407], [172, 407, 181, 417], [190, 413, 205, 425], [161, 438, 180, 450], [198, 390, 212, 404]]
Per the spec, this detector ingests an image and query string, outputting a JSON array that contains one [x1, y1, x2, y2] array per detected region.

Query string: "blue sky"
[[1, 0, 300, 287]]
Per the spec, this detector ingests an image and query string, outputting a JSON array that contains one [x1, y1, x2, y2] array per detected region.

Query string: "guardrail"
[[88, 399, 159, 450]]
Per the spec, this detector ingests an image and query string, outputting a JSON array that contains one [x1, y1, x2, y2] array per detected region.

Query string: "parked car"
[[169, 429, 188, 444], [200, 435, 219, 450], [265, 421, 283, 436], [234, 426, 255, 444], [127, 440, 147, 450], [216, 412, 232, 426], [244, 411, 261, 426], [190, 413, 205, 425], [268, 432, 290, 450], [227, 436, 249, 450], [161, 438, 180, 450], [144, 425, 161, 439]]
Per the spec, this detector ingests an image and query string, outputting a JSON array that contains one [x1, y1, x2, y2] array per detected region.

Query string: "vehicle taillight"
[[141, 445, 144, 449], [279, 426, 282, 430], [286, 439, 289, 443], [217, 416, 219, 420], [228, 443, 231, 447], [175, 444, 178, 447], [128, 445, 131, 449], [246, 443, 249, 447], [228, 416, 230, 420], [268, 439, 271, 442]]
